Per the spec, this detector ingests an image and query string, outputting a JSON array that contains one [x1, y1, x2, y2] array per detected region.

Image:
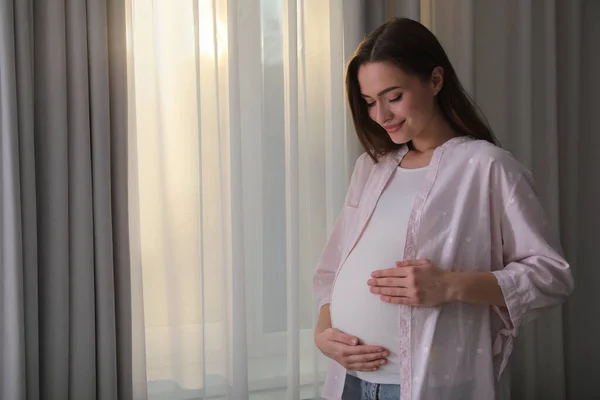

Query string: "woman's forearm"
[[315, 304, 332, 337], [444, 272, 506, 306]]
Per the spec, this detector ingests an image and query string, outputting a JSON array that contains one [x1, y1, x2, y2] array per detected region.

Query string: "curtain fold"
[[566, 2, 600, 397], [127, 0, 363, 398], [0, 0, 131, 399]]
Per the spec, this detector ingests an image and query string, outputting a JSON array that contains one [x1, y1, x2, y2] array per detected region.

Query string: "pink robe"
[[313, 136, 573, 400]]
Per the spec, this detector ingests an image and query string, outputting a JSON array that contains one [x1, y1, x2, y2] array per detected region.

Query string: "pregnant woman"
[[313, 18, 573, 400]]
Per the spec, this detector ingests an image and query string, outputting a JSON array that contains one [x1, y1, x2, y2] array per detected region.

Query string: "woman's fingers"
[[328, 328, 359, 346], [371, 267, 407, 278], [347, 358, 388, 371], [367, 277, 407, 287], [345, 351, 389, 364], [316, 328, 392, 371], [336, 344, 386, 358], [340, 346, 389, 371], [370, 286, 413, 297], [370, 259, 432, 278]]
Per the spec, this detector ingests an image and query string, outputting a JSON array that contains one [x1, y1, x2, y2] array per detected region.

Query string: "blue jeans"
[[342, 374, 401, 400]]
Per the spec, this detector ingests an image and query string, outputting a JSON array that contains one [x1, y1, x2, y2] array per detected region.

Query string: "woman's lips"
[[384, 121, 404, 133]]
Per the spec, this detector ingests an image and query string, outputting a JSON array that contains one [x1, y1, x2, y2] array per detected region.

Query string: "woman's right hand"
[[314, 328, 389, 371]]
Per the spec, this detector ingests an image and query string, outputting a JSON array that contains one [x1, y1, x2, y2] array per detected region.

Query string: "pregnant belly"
[[330, 263, 402, 383], [330, 264, 400, 349]]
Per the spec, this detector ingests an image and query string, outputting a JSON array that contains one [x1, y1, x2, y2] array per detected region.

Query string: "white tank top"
[[330, 166, 428, 384]]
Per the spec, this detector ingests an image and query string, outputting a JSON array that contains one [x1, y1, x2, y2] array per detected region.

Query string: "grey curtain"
[[0, 1, 131, 400], [374, 1, 600, 399]]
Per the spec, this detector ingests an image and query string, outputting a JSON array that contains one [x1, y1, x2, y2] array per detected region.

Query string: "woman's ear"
[[430, 66, 444, 96]]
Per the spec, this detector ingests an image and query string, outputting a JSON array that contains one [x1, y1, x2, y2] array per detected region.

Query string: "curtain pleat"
[[128, 1, 363, 398]]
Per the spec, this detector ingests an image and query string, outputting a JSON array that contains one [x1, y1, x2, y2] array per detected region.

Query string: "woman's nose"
[[375, 103, 392, 125]]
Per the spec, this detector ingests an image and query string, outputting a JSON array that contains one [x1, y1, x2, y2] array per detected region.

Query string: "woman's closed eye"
[[388, 94, 403, 103], [366, 94, 402, 108]]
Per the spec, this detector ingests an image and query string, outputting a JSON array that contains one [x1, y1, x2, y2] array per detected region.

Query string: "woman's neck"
[[410, 110, 457, 153]]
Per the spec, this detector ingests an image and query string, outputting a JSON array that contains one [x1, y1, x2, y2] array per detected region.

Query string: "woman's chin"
[[388, 132, 411, 145]]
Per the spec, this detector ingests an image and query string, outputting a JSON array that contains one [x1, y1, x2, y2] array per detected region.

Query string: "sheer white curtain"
[[126, 0, 363, 398]]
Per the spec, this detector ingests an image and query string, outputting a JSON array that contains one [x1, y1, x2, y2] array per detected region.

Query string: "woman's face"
[[357, 61, 441, 144]]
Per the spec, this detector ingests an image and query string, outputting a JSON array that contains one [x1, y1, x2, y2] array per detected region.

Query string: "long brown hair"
[[346, 18, 499, 162]]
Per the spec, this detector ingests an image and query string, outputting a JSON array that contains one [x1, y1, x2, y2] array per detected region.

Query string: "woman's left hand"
[[367, 259, 450, 306]]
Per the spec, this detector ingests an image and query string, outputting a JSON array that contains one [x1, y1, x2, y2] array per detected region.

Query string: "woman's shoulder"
[[354, 151, 373, 168], [348, 148, 406, 193], [352, 148, 402, 173], [454, 139, 532, 181], [454, 138, 512, 161], [348, 151, 375, 185]]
